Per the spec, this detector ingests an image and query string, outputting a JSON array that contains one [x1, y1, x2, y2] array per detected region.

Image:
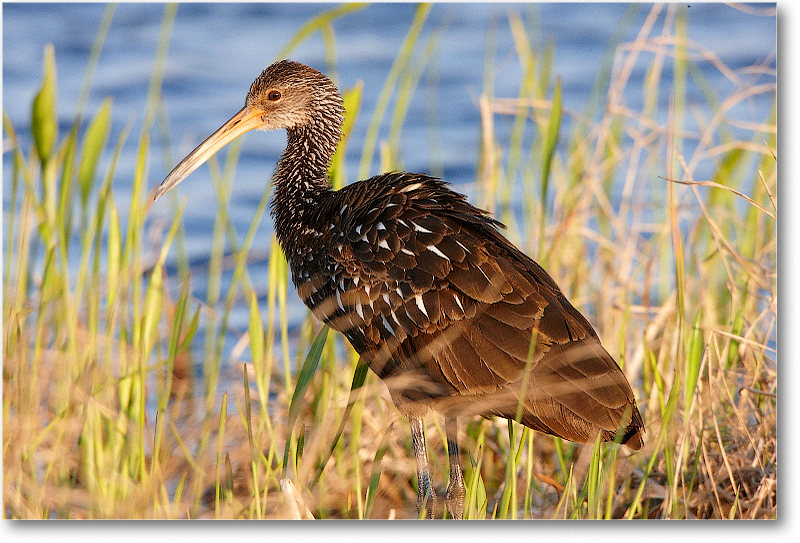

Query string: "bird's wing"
[[302, 173, 640, 442]]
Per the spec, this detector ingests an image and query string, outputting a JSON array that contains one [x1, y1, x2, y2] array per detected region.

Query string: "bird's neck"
[[270, 121, 340, 255]]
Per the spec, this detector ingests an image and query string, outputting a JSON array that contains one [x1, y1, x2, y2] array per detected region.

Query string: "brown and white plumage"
[[156, 60, 644, 518], [293, 172, 643, 446]]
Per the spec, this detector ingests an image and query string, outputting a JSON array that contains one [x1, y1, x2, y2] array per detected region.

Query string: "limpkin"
[[155, 60, 644, 519]]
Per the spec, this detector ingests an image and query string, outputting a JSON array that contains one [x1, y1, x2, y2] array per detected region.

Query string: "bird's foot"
[[416, 485, 437, 519], [445, 472, 465, 519]]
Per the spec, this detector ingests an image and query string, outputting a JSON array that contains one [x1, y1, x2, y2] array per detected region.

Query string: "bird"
[[155, 59, 644, 519]]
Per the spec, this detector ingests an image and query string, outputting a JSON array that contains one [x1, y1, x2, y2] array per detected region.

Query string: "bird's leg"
[[409, 416, 436, 518], [444, 416, 465, 519]]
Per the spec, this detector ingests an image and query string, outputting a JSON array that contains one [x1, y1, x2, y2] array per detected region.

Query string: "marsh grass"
[[3, 4, 775, 519]]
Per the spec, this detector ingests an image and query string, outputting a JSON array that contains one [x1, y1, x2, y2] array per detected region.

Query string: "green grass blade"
[[539, 77, 562, 257], [363, 421, 393, 519], [540, 77, 562, 198], [585, 434, 603, 519], [241, 364, 263, 518], [684, 309, 703, 417], [309, 358, 369, 488], [31, 44, 58, 168], [159, 276, 192, 413], [330, 84, 363, 190], [282, 325, 330, 477], [75, 3, 115, 116], [248, 292, 265, 375], [77, 97, 112, 210], [56, 123, 78, 251], [465, 450, 488, 519], [274, 3, 367, 62], [215, 392, 228, 517], [358, 3, 432, 179]]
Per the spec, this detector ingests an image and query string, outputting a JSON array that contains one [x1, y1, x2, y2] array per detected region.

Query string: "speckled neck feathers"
[[256, 61, 344, 253]]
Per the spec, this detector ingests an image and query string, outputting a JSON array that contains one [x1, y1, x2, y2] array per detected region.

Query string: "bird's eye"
[[267, 90, 282, 101]]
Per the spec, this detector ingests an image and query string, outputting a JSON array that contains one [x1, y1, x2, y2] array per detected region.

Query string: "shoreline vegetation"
[[4, 4, 775, 519]]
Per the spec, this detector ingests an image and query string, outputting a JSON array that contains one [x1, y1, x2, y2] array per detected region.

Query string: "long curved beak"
[[154, 106, 266, 201]]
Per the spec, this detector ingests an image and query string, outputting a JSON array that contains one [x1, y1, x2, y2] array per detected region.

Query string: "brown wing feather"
[[298, 172, 643, 449]]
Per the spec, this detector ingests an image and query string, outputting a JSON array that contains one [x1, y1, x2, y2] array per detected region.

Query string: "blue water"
[[3, 3, 776, 371]]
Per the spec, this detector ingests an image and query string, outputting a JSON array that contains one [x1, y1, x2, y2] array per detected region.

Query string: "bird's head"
[[155, 60, 343, 201], [245, 60, 343, 131]]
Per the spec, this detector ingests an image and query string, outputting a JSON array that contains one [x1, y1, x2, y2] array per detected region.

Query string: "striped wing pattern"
[[293, 172, 643, 448]]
